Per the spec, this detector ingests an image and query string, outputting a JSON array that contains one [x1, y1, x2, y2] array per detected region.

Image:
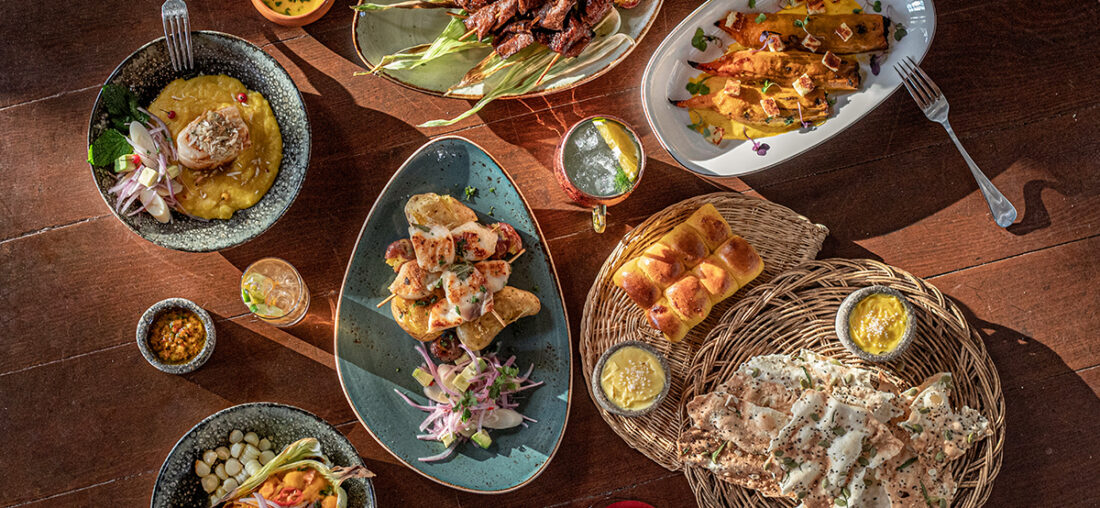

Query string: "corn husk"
[[216, 438, 374, 508]]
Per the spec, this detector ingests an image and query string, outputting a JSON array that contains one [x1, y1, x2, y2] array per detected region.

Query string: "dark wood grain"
[[1, 0, 1098, 506]]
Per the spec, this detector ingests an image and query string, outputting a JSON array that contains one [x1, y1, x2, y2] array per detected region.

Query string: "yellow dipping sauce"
[[262, 0, 325, 16], [149, 75, 282, 220], [848, 293, 909, 355], [600, 346, 666, 411]]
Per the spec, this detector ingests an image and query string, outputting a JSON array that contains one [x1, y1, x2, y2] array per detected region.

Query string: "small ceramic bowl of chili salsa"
[[136, 298, 216, 374]]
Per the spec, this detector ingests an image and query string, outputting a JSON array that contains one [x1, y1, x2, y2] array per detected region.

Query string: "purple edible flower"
[[870, 54, 881, 76], [743, 128, 770, 156]]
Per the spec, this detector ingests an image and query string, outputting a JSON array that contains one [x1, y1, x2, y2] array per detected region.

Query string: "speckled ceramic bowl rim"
[[349, 0, 664, 100], [590, 340, 671, 417], [835, 285, 917, 363], [332, 135, 573, 494], [136, 297, 216, 374], [86, 30, 311, 253], [151, 402, 375, 507]]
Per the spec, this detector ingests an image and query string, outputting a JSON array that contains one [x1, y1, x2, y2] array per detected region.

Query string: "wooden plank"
[[929, 234, 1100, 383]]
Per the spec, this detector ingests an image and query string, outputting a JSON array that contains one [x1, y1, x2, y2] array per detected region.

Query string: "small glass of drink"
[[554, 115, 645, 233], [240, 257, 310, 327]]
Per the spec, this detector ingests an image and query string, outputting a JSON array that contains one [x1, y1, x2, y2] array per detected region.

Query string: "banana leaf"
[[216, 438, 375, 508], [354, 0, 455, 11], [420, 33, 634, 127]]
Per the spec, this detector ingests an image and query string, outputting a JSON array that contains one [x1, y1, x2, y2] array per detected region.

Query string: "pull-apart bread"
[[613, 204, 764, 342]]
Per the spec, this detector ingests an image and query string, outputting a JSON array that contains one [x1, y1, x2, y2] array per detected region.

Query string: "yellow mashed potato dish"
[[149, 75, 282, 220]]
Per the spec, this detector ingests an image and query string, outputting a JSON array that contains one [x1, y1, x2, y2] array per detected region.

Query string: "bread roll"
[[692, 259, 738, 302], [657, 226, 708, 267], [613, 258, 662, 308], [637, 243, 685, 287], [711, 235, 764, 288], [683, 204, 733, 250], [664, 276, 712, 328], [647, 300, 689, 343]]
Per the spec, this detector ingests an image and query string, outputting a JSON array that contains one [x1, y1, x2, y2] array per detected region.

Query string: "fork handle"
[[942, 121, 1017, 227]]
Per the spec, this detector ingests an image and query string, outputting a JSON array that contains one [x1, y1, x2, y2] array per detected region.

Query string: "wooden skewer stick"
[[376, 293, 396, 308], [491, 310, 507, 327], [445, 11, 467, 19], [534, 53, 561, 86], [507, 248, 526, 264], [458, 28, 477, 42]]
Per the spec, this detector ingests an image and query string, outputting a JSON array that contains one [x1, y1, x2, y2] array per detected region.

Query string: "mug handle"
[[592, 204, 607, 234]]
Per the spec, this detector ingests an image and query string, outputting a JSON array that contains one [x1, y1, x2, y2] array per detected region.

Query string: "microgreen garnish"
[[894, 23, 908, 41], [742, 128, 770, 156], [792, 15, 810, 29], [691, 28, 722, 51], [755, 13, 767, 23], [686, 79, 711, 96], [761, 79, 776, 93], [463, 185, 478, 201]]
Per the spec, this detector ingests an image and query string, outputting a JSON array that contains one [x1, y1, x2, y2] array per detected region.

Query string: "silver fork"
[[896, 56, 1017, 228], [161, 0, 193, 72]]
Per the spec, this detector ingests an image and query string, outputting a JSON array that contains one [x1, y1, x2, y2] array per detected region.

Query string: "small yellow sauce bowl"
[[835, 286, 917, 363], [251, 0, 335, 27], [592, 341, 671, 417]]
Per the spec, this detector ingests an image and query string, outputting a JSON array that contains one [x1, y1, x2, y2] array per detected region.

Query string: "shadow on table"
[[211, 27, 430, 349], [952, 300, 1100, 507]]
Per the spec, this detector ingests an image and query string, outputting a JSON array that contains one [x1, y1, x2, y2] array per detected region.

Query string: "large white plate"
[[640, 0, 936, 177]]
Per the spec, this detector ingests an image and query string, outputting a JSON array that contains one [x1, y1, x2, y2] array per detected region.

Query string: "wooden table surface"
[[2, 0, 1098, 506]]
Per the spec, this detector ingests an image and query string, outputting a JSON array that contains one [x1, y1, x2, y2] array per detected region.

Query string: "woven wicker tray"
[[579, 192, 830, 471], [680, 259, 1005, 507]]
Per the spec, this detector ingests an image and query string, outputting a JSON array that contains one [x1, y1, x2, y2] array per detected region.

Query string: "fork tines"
[[162, 0, 193, 71], [895, 56, 941, 109]]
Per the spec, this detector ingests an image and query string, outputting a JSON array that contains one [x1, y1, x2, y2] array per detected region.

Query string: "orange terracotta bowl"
[[250, 0, 336, 27]]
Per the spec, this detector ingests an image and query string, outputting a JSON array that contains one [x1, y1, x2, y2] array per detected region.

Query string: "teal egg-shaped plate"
[[334, 136, 571, 493]]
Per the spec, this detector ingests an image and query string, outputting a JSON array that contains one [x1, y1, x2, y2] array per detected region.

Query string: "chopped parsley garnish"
[[488, 206, 495, 216], [488, 187, 496, 193], [809, 413, 820, 421], [463, 186, 478, 201], [691, 28, 722, 51]]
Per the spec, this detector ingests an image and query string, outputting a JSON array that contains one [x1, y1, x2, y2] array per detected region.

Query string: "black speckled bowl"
[[835, 285, 917, 363], [136, 297, 216, 374], [87, 31, 310, 252], [591, 340, 671, 417], [152, 402, 375, 508]]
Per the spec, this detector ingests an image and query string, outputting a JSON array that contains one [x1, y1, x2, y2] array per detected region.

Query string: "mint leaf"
[[748, 0, 756, 6], [87, 129, 132, 167], [873, 0, 882, 12], [613, 166, 633, 194], [100, 84, 148, 130]]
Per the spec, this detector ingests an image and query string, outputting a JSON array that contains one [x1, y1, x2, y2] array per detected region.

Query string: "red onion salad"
[[108, 113, 187, 223], [395, 343, 542, 462]]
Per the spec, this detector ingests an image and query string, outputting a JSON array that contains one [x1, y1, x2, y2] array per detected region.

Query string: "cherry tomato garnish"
[[167, 110, 176, 119]]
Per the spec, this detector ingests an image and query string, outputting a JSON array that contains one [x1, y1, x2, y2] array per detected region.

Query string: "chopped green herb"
[[488, 187, 496, 193], [751, 368, 761, 378], [488, 206, 495, 216], [761, 79, 776, 93], [774, 450, 784, 457], [755, 13, 767, 23], [853, 8, 862, 13], [934, 451, 945, 462], [801, 365, 814, 389], [966, 432, 974, 444], [873, 0, 882, 11], [810, 413, 820, 422], [835, 498, 847, 506], [904, 423, 924, 434], [818, 439, 832, 448], [832, 426, 847, 436], [896, 457, 918, 471], [944, 430, 953, 441], [463, 186, 478, 201], [412, 223, 431, 233], [857, 456, 869, 466], [918, 407, 931, 414], [710, 441, 728, 463], [748, 0, 756, 6]]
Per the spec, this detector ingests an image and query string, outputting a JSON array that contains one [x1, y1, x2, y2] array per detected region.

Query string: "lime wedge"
[[593, 118, 639, 183]]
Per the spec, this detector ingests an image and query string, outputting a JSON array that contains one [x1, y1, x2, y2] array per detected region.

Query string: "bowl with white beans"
[[151, 402, 375, 507]]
